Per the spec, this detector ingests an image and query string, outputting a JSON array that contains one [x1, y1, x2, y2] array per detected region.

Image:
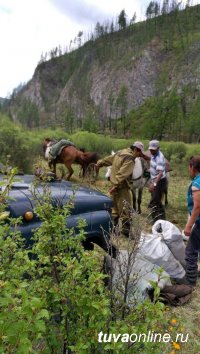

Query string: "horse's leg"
[[163, 180, 168, 206], [82, 165, 86, 178], [91, 163, 98, 180], [52, 161, 56, 175], [137, 188, 143, 214], [95, 165, 99, 180], [78, 163, 86, 178], [165, 175, 169, 206], [132, 189, 137, 211], [65, 164, 74, 180], [79, 166, 84, 178], [165, 190, 168, 206], [86, 165, 91, 179], [49, 161, 56, 175], [88, 163, 97, 182], [48, 161, 52, 170], [83, 164, 93, 181]]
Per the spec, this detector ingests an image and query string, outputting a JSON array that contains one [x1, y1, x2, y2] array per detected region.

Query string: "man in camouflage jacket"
[[96, 142, 145, 237]]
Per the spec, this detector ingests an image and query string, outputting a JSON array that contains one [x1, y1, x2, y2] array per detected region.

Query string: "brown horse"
[[43, 138, 99, 180]]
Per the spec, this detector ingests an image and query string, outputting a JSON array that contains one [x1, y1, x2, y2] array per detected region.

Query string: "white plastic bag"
[[152, 220, 186, 268], [104, 250, 171, 304], [138, 231, 186, 279]]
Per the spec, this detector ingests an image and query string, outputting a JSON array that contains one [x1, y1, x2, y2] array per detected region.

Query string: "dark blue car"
[[0, 175, 116, 256]]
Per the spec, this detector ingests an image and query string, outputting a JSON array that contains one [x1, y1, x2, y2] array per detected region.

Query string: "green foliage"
[[161, 141, 187, 161], [0, 117, 73, 172], [0, 170, 182, 353], [82, 110, 98, 133], [0, 111, 199, 176], [118, 9, 127, 30], [184, 96, 200, 142], [71, 131, 113, 153], [129, 91, 183, 140], [63, 108, 75, 134], [182, 144, 200, 168], [17, 98, 39, 128], [146, 1, 160, 19], [0, 179, 111, 353], [0, 115, 33, 172]]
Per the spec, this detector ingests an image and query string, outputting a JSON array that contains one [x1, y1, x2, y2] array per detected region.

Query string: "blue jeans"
[[185, 222, 200, 285]]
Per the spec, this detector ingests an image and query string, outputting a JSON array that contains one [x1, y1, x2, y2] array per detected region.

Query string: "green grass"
[[84, 167, 200, 354], [40, 159, 200, 353]]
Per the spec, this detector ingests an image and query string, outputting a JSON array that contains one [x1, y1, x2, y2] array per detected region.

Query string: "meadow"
[[1, 117, 200, 352], [65, 161, 200, 354], [25, 129, 200, 353]]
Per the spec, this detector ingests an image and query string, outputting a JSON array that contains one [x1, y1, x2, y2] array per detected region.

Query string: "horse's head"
[[43, 138, 51, 151], [43, 138, 57, 152], [82, 151, 101, 164], [79, 148, 86, 153]]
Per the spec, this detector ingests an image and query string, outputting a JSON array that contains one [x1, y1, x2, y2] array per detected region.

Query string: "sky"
[[0, 0, 197, 98]]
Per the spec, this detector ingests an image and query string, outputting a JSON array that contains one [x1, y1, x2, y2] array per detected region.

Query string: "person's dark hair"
[[130, 146, 141, 152], [189, 156, 200, 172]]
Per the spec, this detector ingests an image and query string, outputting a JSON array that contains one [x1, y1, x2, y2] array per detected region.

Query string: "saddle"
[[47, 139, 75, 160]]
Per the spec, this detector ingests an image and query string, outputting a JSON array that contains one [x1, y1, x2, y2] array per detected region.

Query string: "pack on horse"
[[43, 138, 97, 180]]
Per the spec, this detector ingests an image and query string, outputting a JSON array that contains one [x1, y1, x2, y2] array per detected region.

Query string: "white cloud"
[[0, 0, 85, 97]]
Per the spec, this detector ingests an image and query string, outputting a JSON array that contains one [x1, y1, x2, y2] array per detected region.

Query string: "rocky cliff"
[[8, 5, 200, 134]]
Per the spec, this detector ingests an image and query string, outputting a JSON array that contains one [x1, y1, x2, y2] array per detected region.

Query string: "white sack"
[[104, 250, 171, 304], [152, 220, 186, 268], [138, 233, 186, 279]]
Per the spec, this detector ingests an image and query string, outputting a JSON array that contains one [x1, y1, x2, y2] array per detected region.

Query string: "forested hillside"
[[4, 2, 200, 142]]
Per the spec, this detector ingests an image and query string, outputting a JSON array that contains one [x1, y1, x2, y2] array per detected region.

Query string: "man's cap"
[[131, 141, 144, 152], [148, 140, 159, 150]]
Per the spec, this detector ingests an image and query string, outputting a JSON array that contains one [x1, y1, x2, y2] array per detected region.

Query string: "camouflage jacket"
[[97, 148, 135, 189]]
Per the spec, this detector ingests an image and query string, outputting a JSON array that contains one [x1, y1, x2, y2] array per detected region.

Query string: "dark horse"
[[79, 148, 100, 179], [43, 138, 100, 180]]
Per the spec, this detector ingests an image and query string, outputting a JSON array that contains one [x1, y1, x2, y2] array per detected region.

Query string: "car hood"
[[2, 175, 113, 218]]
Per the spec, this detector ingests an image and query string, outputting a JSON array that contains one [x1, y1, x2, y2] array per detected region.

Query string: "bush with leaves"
[[0, 177, 112, 353], [0, 172, 183, 353], [161, 141, 187, 162]]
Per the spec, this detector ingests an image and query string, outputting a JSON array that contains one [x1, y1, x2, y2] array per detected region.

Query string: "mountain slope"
[[7, 5, 200, 140]]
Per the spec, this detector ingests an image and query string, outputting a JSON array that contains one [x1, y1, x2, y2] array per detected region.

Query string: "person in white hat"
[[148, 140, 167, 223]]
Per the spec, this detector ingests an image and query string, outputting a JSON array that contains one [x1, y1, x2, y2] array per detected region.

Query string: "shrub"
[[0, 178, 112, 353], [161, 142, 187, 161], [71, 131, 113, 154], [0, 172, 179, 353], [184, 144, 200, 162]]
